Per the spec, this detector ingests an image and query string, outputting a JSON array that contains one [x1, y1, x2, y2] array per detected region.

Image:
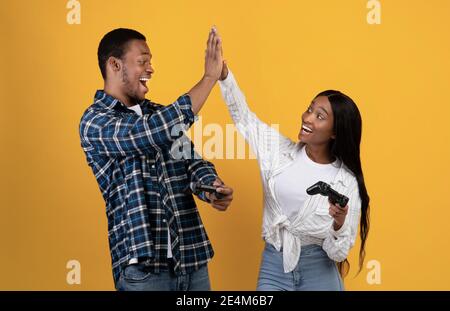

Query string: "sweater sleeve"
[[322, 181, 362, 262], [218, 70, 294, 171]]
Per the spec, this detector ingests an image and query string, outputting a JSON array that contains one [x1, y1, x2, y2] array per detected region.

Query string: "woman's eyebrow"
[[317, 106, 329, 115], [311, 101, 329, 115]]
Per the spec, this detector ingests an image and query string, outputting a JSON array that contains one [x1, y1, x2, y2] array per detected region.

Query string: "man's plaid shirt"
[[79, 90, 218, 283]]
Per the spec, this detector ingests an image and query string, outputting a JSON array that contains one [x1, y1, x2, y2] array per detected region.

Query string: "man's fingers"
[[216, 36, 222, 60], [213, 179, 223, 187], [216, 193, 233, 201], [212, 203, 227, 211], [212, 26, 222, 57], [208, 28, 214, 47], [206, 29, 213, 58], [214, 198, 232, 206], [211, 33, 217, 56], [214, 199, 230, 206], [211, 193, 231, 206], [210, 177, 231, 207], [216, 186, 233, 195], [214, 201, 230, 209]]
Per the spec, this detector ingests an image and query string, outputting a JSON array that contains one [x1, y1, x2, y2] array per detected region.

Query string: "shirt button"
[[162, 219, 167, 223], [151, 165, 155, 169]]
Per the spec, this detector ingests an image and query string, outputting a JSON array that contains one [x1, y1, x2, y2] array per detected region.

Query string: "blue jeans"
[[115, 262, 211, 291], [257, 242, 344, 291]]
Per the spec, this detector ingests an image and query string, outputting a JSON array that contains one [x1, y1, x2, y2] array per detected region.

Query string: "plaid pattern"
[[79, 90, 218, 283]]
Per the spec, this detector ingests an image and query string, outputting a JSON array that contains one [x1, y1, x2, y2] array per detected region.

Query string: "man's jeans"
[[115, 262, 211, 291]]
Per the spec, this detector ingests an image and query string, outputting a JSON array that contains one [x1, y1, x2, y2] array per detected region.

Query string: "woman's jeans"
[[257, 242, 344, 291], [115, 261, 210, 291]]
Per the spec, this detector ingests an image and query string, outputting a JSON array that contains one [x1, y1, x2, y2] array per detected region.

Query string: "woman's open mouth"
[[301, 125, 313, 135]]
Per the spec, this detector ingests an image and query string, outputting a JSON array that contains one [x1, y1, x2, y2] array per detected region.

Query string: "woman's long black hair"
[[315, 90, 370, 278]]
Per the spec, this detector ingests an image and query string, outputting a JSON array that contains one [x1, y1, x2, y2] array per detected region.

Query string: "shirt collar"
[[94, 90, 149, 111], [287, 141, 349, 187]]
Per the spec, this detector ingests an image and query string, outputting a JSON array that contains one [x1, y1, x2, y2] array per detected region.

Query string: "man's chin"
[[139, 88, 149, 99], [134, 90, 147, 102]]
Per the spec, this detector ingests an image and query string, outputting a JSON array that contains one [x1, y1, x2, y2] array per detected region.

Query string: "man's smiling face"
[[119, 39, 154, 103]]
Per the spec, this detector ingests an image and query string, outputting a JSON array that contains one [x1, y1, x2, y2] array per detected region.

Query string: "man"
[[79, 27, 233, 291]]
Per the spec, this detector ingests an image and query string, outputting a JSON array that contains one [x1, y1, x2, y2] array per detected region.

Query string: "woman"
[[218, 63, 370, 291]]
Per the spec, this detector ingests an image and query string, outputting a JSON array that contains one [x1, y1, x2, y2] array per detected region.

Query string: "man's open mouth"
[[139, 77, 149, 85], [139, 77, 150, 92]]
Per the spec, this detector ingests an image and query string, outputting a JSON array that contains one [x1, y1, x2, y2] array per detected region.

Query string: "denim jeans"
[[115, 261, 211, 291], [257, 242, 344, 291]]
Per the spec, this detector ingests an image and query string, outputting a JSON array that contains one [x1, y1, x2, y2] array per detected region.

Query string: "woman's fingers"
[[329, 203, 348, 218]]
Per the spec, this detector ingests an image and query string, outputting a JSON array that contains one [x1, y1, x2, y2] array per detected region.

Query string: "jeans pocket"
[[122, 263, 153, 282]]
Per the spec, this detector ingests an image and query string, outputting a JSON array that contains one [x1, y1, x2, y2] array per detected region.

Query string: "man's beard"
[[121, 66, 140, 103]]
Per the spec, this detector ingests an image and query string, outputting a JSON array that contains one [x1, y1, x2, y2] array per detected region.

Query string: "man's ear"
[[107, 56, 122, 74]]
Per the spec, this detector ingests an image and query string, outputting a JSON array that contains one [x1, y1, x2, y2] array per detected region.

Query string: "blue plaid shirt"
[[79, 90, 218, 283]]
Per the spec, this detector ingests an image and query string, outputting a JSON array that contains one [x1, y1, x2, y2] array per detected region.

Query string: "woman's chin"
[[298, 133, 309, 143]]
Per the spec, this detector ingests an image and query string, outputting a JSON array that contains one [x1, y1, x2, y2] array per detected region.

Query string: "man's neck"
[[104, 84, 134, 107]]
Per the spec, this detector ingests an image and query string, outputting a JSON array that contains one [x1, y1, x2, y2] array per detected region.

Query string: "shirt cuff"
[[329, 221, 350, 239], [198, 191, 211, 203], [177, 94, 196, 125], [190, 174, 218, 203], [218, 69, 235, 89], [197, 173, 218, 187]]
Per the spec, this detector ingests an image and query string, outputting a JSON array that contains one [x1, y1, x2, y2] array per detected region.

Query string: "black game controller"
[[191, 182, 225, 200], [306, 181, 349, 208]]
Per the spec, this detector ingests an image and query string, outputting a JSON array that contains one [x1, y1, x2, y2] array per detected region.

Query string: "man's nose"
[[147, 65, 154, 74]]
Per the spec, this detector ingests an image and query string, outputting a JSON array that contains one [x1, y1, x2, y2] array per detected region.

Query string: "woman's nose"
[[303, 114, 314, 124]]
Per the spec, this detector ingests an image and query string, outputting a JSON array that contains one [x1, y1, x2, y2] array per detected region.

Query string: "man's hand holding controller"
[[204, 178, 234, 212]]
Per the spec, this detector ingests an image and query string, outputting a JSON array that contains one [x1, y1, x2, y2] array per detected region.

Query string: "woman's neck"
[[305, 144, 334, 164]]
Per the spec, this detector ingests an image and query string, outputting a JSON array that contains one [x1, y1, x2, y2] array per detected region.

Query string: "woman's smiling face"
[[299, 95, 335, 145]]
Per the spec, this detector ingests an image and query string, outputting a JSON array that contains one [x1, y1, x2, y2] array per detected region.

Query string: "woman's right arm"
[[218, 68, 293, 169]]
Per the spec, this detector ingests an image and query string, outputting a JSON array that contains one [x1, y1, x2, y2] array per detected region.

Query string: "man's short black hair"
[[97, 28, 146, 80]]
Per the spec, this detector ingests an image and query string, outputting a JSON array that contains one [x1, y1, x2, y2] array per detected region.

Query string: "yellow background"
[[1, 0, 449, 290]]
